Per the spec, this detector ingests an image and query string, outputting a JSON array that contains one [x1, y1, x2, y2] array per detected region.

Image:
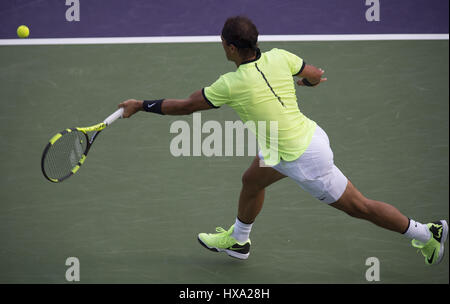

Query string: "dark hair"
[[221, 16, 259, 58]]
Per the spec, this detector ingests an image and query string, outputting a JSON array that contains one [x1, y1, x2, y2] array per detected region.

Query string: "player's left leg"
[[237, 155, 286, 224], [197, 156, 286, 259]]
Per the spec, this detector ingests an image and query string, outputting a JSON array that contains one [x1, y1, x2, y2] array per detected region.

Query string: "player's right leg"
[[330, 181, 410, 233], [331, 182, 448, 265], [271, 124, 447, 265]]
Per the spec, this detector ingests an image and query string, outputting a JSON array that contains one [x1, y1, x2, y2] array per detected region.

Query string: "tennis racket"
[[41, 108, 124, 183]]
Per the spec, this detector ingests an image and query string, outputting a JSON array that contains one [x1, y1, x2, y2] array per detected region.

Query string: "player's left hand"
[[297, 68, 327, 87]]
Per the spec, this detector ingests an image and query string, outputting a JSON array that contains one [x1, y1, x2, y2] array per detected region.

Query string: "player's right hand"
[[118, 99, 143, 118]]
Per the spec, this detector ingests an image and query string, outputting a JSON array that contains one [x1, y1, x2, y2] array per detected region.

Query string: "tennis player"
[[119, 16, 447, 264]]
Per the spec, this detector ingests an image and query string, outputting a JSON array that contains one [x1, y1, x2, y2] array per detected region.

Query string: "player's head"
[[221, 16, 259, 62]]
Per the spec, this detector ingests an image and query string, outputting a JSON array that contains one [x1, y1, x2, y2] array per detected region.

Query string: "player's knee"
[[347, 198, 372, 219], [241, 170, 261, 190], [241, 171, 254, 186]]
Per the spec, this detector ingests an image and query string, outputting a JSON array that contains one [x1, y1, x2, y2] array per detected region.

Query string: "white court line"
[[0, 34, 448, 45]]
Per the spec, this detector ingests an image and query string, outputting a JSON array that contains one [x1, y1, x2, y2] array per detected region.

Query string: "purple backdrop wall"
[[0, 0, 448, 39]]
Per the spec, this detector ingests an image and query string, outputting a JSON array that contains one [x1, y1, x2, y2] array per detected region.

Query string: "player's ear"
[[228, 43, 238, 54]]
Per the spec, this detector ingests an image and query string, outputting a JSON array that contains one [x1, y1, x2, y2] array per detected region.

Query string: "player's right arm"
[[119, 74, 229, 118], [295, 64, 327, 87], [118, 89, 214, 118]]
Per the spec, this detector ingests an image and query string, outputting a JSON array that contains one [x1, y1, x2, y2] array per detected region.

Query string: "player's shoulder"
[[209, 71, 234, 89], [265, 47, 282, 53], [262, 48, 297, 60], [262, 47, 288, 54], [217, 71, 235, 83], [264, 47, 296, 56], [221, 71, 236, 78], [262, 47, 282, 56]]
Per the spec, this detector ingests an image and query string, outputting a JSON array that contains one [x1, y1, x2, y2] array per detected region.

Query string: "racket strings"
[[43, 131, 88, 180]]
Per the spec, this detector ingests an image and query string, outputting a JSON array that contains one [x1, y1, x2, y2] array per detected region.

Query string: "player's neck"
[[234, 50, 259, 67], [235, 52, 257, 67]]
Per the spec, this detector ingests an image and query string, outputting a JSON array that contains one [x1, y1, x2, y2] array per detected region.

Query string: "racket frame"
[[41, 108, 123, 183], [41, 127, 96, 183]]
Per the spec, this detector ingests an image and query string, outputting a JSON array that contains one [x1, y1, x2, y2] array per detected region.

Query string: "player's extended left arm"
[[118, 89, 214, 118]]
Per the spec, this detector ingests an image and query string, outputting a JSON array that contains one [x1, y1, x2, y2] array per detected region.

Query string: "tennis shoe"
[[412, 220, 448, 265], [198, 225, 251, 260]]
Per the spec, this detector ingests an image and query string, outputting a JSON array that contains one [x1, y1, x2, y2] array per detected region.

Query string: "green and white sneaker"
[[412, 220, 448, 265], [197, 225, 251, 260]]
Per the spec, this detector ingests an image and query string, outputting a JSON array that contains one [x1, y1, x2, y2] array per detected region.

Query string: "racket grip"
[[104, 108, 124, 126]]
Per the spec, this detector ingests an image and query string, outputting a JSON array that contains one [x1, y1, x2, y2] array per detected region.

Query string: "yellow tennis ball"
[[17, 25, 30, 38]]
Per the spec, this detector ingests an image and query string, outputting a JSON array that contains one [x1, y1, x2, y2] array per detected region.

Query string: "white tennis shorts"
[[259, 125, 348, 204]]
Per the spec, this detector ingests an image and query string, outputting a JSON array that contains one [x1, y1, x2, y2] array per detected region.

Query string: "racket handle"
[[104, 108, 124, 126]]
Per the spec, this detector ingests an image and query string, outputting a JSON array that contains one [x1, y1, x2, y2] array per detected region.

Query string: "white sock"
[[403, 219, 431, 243], [231, 218, 253, 243]]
